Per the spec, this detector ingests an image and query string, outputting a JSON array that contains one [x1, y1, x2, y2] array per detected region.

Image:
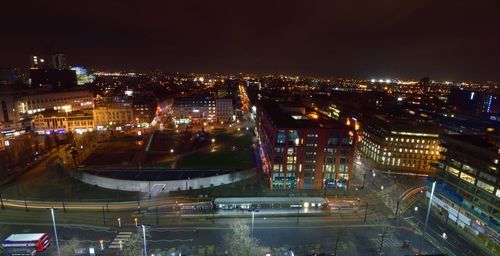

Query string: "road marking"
[[108, 231, 133, 249]]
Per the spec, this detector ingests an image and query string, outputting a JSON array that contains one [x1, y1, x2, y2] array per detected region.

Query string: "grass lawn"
[[175, 131, 255, 170], [85, 138, 141, 166]]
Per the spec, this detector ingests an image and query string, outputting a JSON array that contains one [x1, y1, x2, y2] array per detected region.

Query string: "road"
[[402, 200, 493, 256], [0, 216, 438, 256]]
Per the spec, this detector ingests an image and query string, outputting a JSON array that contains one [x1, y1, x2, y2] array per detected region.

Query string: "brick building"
[[257, 101, 355, 190]]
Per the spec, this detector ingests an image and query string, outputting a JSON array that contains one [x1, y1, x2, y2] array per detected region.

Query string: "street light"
[[49, 208, 61, 256], [140, 224, 148, 256], [99, 240, 104, 251], [135, 217, 138, 227], [117, 218, 121, 228], [249, 208, 259, 236], [418, 181, 436, 255]]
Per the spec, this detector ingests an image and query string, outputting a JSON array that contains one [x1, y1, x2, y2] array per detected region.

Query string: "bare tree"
[[121, 231, 144, 256], [59, 237, 82, 255], [224, 221, 267, 256]]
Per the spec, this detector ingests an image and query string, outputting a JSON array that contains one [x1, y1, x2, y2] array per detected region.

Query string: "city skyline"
[[0, 2, 498, 256], [1, 0, 500, 81]]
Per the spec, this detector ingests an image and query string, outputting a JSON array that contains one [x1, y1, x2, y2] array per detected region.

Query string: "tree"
[[59, 237, 82, 255], [224, 221, 267, 256], [121, 229, 147, 256]]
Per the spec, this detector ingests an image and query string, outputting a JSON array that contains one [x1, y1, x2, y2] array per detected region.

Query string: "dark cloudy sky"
[[1, 0, 499, 81]]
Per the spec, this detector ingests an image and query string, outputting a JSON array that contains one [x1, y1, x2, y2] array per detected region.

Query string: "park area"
[[84, 135, 143, 166], [154, 128, 256, 170], [80, 127, 256, 171]]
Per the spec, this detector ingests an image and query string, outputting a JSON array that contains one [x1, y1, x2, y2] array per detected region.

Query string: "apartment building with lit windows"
[[257, 101, 355, 190], [433, 135, 499, 243], [361, 116, 441, 173]]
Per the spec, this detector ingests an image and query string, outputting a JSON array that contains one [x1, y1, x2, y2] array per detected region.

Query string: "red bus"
[[2, 233, 51, 255]]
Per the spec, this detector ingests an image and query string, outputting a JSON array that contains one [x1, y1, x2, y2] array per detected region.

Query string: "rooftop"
[[442, 134, 499, 152], [364, 114, 441, 135], [260, 101, 347, 129], [3, 233, 46, 242]]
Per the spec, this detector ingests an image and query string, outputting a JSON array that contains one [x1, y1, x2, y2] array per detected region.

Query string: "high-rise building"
[[257, 101, 355, 190], [52, 54, 67, 69], [30, 53, 67, 69]]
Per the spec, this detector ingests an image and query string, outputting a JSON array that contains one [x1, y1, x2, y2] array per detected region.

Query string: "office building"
[[172, 94, 215, 124], [0, 90, 93, 130], [361, 116, 441, 173], [433, 135, 499, 241], [215, 98, 234, 122], [257, 101, 355, 190], [93, 105, 133, 129]]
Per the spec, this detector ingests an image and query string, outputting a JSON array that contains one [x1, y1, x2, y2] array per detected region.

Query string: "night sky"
[[1, 0, 499, 81]]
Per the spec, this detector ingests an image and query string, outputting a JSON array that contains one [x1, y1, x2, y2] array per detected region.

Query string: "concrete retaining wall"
[[71, 169, 255, 192]]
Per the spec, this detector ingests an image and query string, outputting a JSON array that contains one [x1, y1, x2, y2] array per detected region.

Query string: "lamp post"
[[117, 218, 121, 228], [418, 181, 436, 255], [141, 224, 147, 256], [362, 173, 366, 189], [250, 208, 259, 236], [296, 200, 303, 224], [49, 208, 61, 256], [323, 178, 327, 198], [134, 217, 138, 227]]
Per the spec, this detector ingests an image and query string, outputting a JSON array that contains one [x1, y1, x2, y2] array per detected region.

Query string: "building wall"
[[257, 107, 355, 190], [436, 137, 499, 221], [14, 90, 93, 118], [72, 169, 255, 192], [93, 106, 133, 127], [215, 98, 233, 122], [31, 114, 67, 132], [0, 95, 17, 129], [30, 111, 94, 133], [133, 103, 155, 123], [361, 128, 440, 173], [172, 95, 215, 124]]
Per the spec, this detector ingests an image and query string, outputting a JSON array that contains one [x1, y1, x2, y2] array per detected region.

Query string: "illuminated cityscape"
[[0, 1, 499, 256]]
